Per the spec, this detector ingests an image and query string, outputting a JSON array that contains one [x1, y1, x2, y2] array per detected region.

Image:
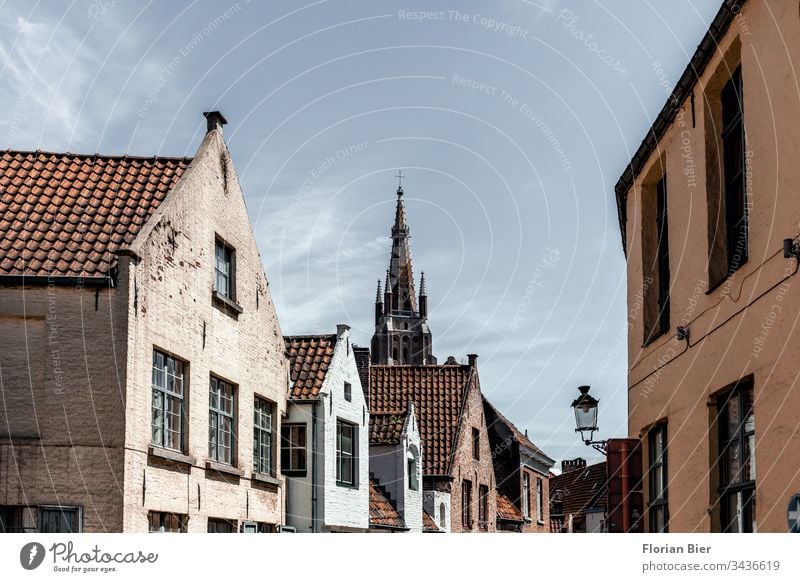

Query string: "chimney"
[[203, 110, 228, 133], [467, 353, 478, 367], [336, 324, 350, 338], [561, 458, 587, 474]]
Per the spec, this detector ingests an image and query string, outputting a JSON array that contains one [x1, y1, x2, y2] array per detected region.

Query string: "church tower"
[[370, 181, 435, 365]]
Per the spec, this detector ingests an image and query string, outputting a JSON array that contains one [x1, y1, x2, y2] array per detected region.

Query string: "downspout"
[[311, 401, 319, 533]]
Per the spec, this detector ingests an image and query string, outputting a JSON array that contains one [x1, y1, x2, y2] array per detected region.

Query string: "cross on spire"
[[395, 169, 404, 194]]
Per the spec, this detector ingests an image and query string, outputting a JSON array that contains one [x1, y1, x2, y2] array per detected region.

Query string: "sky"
[[0, 0, 722, 467]]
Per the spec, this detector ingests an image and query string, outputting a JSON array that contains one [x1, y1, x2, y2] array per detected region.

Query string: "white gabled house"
[[282, 325, 369, 532], [368, 404, 423, 532]]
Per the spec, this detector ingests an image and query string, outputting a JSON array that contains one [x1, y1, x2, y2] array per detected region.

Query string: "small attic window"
[[344, 382, 352, 402]]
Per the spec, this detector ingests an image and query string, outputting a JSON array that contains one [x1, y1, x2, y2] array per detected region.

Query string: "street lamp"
[[571, 385, 607, 455]]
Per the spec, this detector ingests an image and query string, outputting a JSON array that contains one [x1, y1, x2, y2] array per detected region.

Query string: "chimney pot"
[[203, 111, 228, 133], [336, 324, 350, 337], [467, 353, 478, 367]]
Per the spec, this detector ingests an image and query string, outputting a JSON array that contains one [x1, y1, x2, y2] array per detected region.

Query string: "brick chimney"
[[561, 458, 587, 474], [203, 110, 228, 133]]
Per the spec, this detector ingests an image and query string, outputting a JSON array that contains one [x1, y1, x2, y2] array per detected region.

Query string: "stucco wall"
[[625, 0, 800, 532]]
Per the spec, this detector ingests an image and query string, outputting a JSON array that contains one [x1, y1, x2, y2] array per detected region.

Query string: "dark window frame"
[[478, 484, 489, 530], [148, 511, 188, 533], [214, 237, 236, 301], [655, 173, 670, 337], [253, 397, 274, 475], [522, 472, 531, 518], [536, 477, 543, 522], [648, 422, 669, 533], [281, 423, 307, 475], [461, 480, 473, 528], [207, 518, 237, 533], [721, 65, 748, 276], [151, 349, 187, 453], [38, 506, 81, 533], [716, 378, 755, 533], [472, 427, 480, 460], [209, 376, 236, 465], [335, 419, 358, 487], [344, 382, 352, 402]]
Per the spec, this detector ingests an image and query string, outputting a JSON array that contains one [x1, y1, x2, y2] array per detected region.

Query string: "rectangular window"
[[214, 238, 235, 300], [472, 427, 480, 460], [648, 423, 669, 532], [336, 420, 357, 486], [478, 485, 488, 529], [344, 382, 352, 402], [717, 379, 755, 533], [461, 480, 472, 528], [281, 424, 307, 475], [209, 376, 235, 465], [253, 398, 273, 475], [152, 350, 186, 452], [522, 473, 531, 518], [536, 478, 543, 521], [721, 66, 747, 275], [38, 507, 81, 533], [148, 511, 187, 533], [207, 518, 236, 533], [655, 174, 670, 337]]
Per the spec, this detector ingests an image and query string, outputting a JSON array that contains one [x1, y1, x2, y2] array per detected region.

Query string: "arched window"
[[407, 446, 419, 491], [439, 503, 446, 529]]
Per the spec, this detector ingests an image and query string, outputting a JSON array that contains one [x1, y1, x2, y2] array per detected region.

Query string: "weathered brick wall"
[[0, 277, 130, 531], [449, 368, 497, 532], [121, 127, 288, 532], [520, 467, 550, 533]]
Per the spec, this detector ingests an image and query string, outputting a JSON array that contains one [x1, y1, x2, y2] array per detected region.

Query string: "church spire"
[[388, 179, 416, 313]]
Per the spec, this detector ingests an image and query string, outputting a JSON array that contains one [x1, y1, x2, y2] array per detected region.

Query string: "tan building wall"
[[622, 0, 800, 533]]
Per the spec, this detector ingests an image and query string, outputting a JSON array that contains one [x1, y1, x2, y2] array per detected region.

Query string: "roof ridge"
[[3, 148, 194, 162]]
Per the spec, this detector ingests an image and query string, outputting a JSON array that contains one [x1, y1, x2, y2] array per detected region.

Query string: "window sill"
[[281, 470, 307, 478], [212, 290, 243, 316], [335, 481, 359, 490], [205, 460, 244, 477], [537, 519, 545, 526], [252, 472, 281, 487], [148, 446, 194, 466]]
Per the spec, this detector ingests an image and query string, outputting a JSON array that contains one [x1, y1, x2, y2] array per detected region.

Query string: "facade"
[[369, 403, 423, 532], [370, 185, 434, 365], [0, 112, 288, 533], [549, 459, 607, 533], [483, 398, 554, 532], [617, 0, 800, 532], [283, 326, 370, 532]]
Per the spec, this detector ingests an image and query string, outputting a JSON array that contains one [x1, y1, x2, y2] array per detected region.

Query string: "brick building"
[[0, 112, 287, 533], [618, 0, 800, 532], [549, 459, 607, 533]]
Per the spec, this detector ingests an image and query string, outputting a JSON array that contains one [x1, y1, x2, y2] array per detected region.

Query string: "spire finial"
[[395, 169, 404, 195], [376, 279, 382, 301], [385, 269, 391, 291], [419, 271, 427, 296]]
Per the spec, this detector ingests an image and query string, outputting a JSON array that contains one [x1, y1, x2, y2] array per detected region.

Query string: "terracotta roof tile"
[[369, 412, 407, 445], [0, 150, 191, 278], [422, 509, 442, 532], [370, 364, 473, 476], [496, 492, 524, 522], [284, 334, 337, 400], [550, 462, 608, 518], [369, 479, 405, 529]]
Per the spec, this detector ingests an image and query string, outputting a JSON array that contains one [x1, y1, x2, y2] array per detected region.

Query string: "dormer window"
[[215, 238, 235, 300]]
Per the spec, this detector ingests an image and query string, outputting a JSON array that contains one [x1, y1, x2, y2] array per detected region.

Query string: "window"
[[472, 428, 480, 460], [207, 518, 236, 533], [253, 398, 273, 475], [478, 485, 488, 529], [148, 511, 187, 533], [38, 507, 81, 533], [214, 238, 235, 300], [209, 376, 235, 464], [721, 66, 747, 275], [655, 174, 670, 337], [536, 478, 543, 521], [522, 473, 531, 518], [648, 423, 669, 532], [461, 480, 472, 528], [281, 424, 307, 475], [716, 379, 755, 533], [336, 420, 357, 486], [0, 506, 35, 533], [344, 382, 352, 402], [643, 172, 670, 344], [439, 503, 446, 529], [152, 350, 186, 452], [407, 446, 419, 491], [241, 521, 273, 533]]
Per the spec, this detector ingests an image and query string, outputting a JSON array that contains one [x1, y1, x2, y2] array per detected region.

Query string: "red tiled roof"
[[284, 335, 337, 400], [0, 150, 191, 278], [369, 412, 407, 445], [369, 479, 405, 529], [422, 509, 441, 532], [496, 491, 524, 522], [550, 462, 608, 518], [370, 364, 473, 476]]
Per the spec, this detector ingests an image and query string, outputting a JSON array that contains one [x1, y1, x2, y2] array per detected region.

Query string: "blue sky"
[[0, 0, 721, 467]]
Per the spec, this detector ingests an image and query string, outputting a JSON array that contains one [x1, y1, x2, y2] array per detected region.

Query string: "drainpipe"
[[621, 439, 631, 533], [311, 401, 319, 533]]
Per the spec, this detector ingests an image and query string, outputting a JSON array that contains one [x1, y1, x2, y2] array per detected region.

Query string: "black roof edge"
[[614, 0, 747, 255]]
